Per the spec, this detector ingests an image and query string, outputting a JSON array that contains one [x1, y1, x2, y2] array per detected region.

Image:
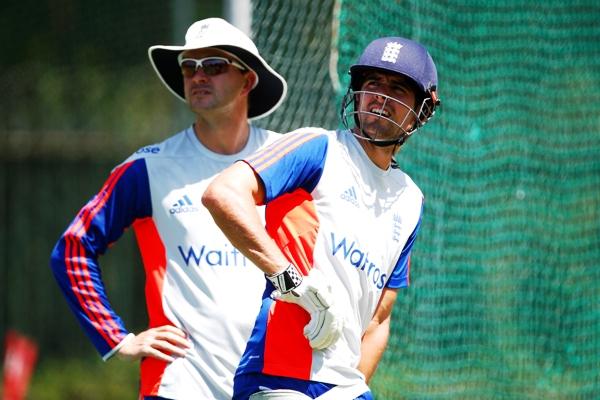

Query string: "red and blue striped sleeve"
[[244, 130, 329, 201], [387, 201, 424, 289], [49, 158, 151, 358]]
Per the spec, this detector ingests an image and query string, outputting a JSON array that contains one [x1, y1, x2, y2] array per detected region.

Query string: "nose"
[[375, 84, 393, 98], [370, 91, 389, 108], [190, 68, 210, 81], [374, 92, 386, 102]]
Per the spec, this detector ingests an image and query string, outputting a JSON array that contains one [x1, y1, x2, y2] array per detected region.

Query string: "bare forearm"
[[207, 190, 286, 274], [202, 162, 288, 275], [359, 288, 397, 382], [358, 318, 390, 383]]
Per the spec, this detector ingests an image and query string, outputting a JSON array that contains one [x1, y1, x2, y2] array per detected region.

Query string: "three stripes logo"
[[341, 186, 359, 208], [169, 194, 199, 214]]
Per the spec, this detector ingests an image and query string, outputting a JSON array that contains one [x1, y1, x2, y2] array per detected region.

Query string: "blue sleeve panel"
[[245, 130, 329, 202], [49, 158, 152, 357], [387, 200, 424, 289]]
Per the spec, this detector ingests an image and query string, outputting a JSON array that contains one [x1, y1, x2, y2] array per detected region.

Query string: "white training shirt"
[[50, 125, 279, 399], [235, 128, 424, 387]]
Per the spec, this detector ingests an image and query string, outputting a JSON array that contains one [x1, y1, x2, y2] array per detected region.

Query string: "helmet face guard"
[[342, 37, 440, 147], [341, 87, 437, 147]]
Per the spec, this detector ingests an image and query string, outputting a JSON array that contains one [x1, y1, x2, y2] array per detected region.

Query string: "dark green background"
[[2, 0, 600, 399]]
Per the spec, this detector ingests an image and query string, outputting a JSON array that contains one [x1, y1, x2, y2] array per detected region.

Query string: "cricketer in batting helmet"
[[341, 37, 440, 147]]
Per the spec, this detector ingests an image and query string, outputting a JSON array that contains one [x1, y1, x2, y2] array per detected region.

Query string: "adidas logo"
[[340, 186, 359, 207], [169, 194, 200, 214]]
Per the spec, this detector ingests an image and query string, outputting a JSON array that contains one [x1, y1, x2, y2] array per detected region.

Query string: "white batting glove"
[[267, 265, 343, 349]]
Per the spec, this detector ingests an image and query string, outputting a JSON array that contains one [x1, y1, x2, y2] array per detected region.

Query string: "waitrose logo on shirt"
[[178, 244, 252, 267], [329, 232, 387, 289]]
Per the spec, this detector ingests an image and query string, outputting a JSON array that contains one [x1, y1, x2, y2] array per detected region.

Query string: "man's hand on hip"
[[116, 325, 191, 362]]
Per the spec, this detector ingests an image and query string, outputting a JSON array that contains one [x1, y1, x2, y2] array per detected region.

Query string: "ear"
[[241, 71, 258, 95]]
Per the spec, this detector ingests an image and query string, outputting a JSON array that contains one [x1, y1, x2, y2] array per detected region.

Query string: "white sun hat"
[[148, 18, 287, 120]]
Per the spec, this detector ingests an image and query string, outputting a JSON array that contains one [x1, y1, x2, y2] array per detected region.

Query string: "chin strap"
[[354, 128, 411, 148]]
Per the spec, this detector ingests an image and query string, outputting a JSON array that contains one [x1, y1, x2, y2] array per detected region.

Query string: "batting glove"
[[267, 265, 343, 349]]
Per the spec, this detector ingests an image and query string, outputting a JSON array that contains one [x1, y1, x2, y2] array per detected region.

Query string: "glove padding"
[[271, 268, 343, 349]]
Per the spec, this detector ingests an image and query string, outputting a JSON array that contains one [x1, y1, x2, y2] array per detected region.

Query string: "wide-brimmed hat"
[[148, 18, 287, 120]]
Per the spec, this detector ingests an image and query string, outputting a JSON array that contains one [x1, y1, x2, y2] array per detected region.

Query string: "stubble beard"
[[360, 115, 397, 141]]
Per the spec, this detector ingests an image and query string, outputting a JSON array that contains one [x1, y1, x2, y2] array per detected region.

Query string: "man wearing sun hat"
[[50, 17, 287, 400]]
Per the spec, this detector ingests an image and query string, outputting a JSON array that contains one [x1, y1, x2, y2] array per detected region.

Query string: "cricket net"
[[252, 1, 600, 398]]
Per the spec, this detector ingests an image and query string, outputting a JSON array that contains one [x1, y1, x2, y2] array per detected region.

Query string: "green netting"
[[252, 0, 339, 131], [330, 1, 600, 399], [255, 0, 600, 398]]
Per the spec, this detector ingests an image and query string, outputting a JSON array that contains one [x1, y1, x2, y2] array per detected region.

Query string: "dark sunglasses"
[[178, 55, 246, 78]]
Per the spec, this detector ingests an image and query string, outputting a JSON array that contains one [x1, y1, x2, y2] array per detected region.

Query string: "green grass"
[[26, 356, 139, 400]]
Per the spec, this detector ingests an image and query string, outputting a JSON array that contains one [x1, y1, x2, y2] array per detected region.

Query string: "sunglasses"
[[178, 55, 246, 78]]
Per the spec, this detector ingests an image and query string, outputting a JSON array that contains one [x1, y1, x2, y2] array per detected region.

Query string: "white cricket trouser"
[[248, 381, 370, 399], [249, 389, 312, 399]]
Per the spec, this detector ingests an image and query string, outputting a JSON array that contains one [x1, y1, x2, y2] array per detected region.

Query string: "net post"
[[224, 0, 253, 37]]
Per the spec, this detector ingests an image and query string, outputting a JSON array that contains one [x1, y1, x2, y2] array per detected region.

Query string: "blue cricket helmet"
[[350, 37, 439, 103], [341, 37, 440, 147]]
